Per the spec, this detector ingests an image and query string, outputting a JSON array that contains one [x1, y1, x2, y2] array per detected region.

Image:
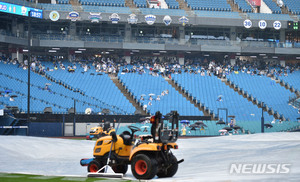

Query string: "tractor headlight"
[[95, 148, 101, 153]]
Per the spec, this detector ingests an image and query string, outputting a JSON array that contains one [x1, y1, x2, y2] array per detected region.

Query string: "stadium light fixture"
[[78, 48, 86, 51], [186, 51, 191, 54], [236, 53, 241, 55], [132, 50, 139, 52], [272, 56, 278, 59], [49, 50, 57, 53], [250, 56, 257, 58], [296, 57, 300, 60], [159, 51, 167, 53], [75, 51, 82, 53], [23, 49, 28, 52], [259, 54, 266, 56], [52, 48, 60, 50], [204, 54, 209, 57]]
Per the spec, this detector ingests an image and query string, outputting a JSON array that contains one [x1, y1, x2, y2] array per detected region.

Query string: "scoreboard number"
[[244, 19, 252, 29], [273, 21, 281, 30], [258, 20, 267, 29]]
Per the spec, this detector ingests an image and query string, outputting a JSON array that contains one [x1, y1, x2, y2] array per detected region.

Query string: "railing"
[[1, 31, 300, 49]]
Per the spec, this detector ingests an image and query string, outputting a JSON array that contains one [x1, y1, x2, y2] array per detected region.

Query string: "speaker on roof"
[[43, 107, 52, 114]]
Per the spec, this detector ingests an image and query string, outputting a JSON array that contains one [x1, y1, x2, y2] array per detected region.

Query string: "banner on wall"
[[145, 14, 156, 25], [88, 13, 101, 23], [128, 14, 138, 24], [248, 0, 261, 7], [163, 15, 172, 26], [109, 13, 120, 24], [67, 11, 80, 21]]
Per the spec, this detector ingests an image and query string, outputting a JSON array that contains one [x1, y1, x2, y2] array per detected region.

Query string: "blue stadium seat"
[[283, 0, 300, 15], [185, 0, 231, 12], [118, 69, 203, 116], [233, 0, 252, 13], [263, 0, 282, 14], [227, 72, 298, 121]]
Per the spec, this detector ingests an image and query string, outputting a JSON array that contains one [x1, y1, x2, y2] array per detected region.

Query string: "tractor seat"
[[120, 131, 132, 145]]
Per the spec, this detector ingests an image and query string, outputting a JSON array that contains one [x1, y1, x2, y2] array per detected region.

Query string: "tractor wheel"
[[131, 154, 157, 179], [87, 160, 104, 173], [112, 164, 128, 174], [157, 154, 178, 178]]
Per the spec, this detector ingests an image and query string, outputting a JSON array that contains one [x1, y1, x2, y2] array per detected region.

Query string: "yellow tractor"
[[86, 121, 115, 140], [80, 111, 183, 180]]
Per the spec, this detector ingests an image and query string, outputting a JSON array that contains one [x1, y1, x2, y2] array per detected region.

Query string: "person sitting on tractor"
[[103, 121, 111, 132], [150, 112, 162, 142]]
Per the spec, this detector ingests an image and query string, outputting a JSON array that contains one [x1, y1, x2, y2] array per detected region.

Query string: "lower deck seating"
[[283, 0, 300, 15], [227, 72, 298, 121], [172, 73, 273, 122], [118, 71, 203, 116], [278, 70, 300, 91]]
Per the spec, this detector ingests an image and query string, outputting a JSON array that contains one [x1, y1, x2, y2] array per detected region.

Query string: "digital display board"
[[0, 1, 43, 19]]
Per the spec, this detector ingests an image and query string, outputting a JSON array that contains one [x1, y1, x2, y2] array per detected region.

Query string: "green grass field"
[[0, 173, 133, 182]]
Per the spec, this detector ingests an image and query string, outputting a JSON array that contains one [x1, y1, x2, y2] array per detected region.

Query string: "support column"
[[69, 22, 76, 37], [280, 60, 286, 67], [230, 27, 237, 41], [230, 59, 236, 66], [12, 48, 23, 62], [279, 29, 285, 43], [178, 53, 184, 65], [18, 22, 24, 38], [12, 18, 18, 36], [124, 24, 132, 42], [68, 53, 73, 62], [124, 51, 131, 64], [179, 26, 185, 45]]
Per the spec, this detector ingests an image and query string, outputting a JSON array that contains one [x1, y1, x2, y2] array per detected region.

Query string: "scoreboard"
[[288, 21, 300, 30], [0, 1, 43, 19]]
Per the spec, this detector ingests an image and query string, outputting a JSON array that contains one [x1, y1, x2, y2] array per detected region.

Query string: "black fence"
[[14, 113, 212, 123]]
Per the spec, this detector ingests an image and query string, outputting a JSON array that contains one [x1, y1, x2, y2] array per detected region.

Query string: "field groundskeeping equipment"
[[80, 111, 184, 180], [85, 118, 123, 178], [86, 121, 116, 140]]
